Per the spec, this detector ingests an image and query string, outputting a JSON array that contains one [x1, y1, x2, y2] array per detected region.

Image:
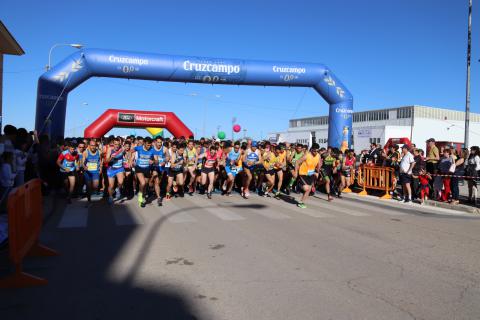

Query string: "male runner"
[[133, 137, 155, 207], [224, 141, 242, 196], [105, 138, 125, 205], [82, 139, 102, 202], [295, 143, 321, 208], [56, 141, 79, 203]]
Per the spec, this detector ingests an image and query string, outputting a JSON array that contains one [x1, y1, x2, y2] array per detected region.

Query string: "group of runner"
[[57, 136, 356, 208]]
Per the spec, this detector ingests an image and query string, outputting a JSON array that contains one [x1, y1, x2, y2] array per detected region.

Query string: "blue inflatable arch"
[[35, 49, 353, 148]]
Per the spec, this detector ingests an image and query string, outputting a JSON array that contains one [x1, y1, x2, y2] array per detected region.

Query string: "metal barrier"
[[0, 179, 58, 289], [357, 165, 395, 199]]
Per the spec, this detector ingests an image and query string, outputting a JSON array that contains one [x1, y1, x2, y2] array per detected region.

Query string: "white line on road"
[[58, 200, 89, 228], [189, 196, 246, 221], [158, 200, 198, 223]]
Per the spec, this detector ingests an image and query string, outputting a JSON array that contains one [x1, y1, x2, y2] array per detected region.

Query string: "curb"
[[424, 199, 480, 214], [342, 192, 479, 216]]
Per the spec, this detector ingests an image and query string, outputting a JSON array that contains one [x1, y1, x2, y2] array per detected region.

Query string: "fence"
[[0, 179, 58, 289], [357, 165, 395, 199]]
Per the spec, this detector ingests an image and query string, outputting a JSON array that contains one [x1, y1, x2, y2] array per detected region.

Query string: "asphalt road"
[[1, 191, 479, 320]]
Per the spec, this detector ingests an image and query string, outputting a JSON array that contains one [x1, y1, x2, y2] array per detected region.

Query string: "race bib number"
[[307, 169, 315, 176], [87, 162, 98, 171]]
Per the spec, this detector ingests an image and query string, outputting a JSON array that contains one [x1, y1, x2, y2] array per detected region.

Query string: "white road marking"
[[159, 200, 198, 223], [58, 200, 89, 228], [189, 196, 246, 221]]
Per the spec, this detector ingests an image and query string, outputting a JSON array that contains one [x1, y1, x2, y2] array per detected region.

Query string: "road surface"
[[1, 192, 479, 320]]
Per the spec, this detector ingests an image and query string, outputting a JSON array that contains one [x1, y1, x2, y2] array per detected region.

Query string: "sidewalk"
[[342, 190, 480, 217]]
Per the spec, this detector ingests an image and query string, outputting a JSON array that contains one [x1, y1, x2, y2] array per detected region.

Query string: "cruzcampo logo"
[[53, 59, 83, 83]]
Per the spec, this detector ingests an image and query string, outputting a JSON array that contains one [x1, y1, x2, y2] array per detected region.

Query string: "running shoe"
[[244, 191, 250, 199], [207, 192, 212, 199], [263, 192, 270, 198], [157, 198, 162, 206], [327, 195, 333, 202], [165, 193, 172, 201], [274, 191, 281, 198], [141, 200, 146, 208], [297, 202, 307, 209], [138, 192, 143, 204], [226, 192, 232, 197]]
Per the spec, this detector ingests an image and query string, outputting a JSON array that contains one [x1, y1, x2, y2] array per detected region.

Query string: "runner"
[[76, 141, 86, 197], [274, 145, 287, 197], [338, 149, 355, 197], [201, 144, 218, 199], [123, 141, 134, 199], [82, 139, 102, 202], [166, 142, 186, 200], [105, 138, 125, 205], [223, 141, 242, 196], [295, 143, 321, 208], [262, 144, 277, 197], [242, 141, 262, 199], [151, 137, 169, 205], [185, 140, 198, 195], [320, 147, 336, 201], [133, 137, 156, 207], [286, 144, 304, 194], [56, 141, 79, 203]]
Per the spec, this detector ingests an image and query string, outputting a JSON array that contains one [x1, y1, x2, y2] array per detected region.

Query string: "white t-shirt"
[[400, 152, 415, 174]]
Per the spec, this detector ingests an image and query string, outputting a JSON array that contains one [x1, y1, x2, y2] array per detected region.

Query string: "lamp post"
[[189, 93, 221, 138], [464, 0, 473, 148], [46, 43, 84, 71]]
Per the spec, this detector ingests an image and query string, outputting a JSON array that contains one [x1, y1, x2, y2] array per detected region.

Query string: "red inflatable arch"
[[84, 109, 193, 138]]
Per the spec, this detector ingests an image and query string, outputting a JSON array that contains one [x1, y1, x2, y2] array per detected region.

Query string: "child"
[[414, 169, 431, 204]]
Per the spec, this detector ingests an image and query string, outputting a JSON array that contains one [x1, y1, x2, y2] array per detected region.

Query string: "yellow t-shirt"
[[299, 153, 320, 176]]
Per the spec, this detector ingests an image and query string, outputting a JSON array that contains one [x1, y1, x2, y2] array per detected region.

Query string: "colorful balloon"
[[233, 124, 241, 133], [217, 131, 226, 139]]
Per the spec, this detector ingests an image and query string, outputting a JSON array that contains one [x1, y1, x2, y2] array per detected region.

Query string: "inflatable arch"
[[35, 49, 353, 148], [84, 109, 193, 139]]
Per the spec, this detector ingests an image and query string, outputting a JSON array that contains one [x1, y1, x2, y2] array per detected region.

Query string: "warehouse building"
[[269, 105, 479, 152]]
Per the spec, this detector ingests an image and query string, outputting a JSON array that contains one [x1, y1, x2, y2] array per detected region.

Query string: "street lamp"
[[46, 43, 84, 71], [189, 93, 221, 138]]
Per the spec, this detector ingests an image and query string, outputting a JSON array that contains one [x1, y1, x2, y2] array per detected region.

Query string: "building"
[[0, 20, 25, 130], [269, 105, 479, 152]]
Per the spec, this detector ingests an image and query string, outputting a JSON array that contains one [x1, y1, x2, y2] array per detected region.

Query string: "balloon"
[[146, 127, 164, 138], [233, 124, 241, 133], [217, 131, 226, 139]]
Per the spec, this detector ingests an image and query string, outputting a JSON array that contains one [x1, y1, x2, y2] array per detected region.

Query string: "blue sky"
[[2, 0, 479, 139]]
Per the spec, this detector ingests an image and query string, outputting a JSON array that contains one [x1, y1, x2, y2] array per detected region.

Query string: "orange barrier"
[[357, 165, 395, 199], [341, 171, 356, 193], [0, 179, 58, 289]]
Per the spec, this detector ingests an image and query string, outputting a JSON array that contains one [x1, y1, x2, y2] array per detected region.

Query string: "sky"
[[1, 0, 479, 139]]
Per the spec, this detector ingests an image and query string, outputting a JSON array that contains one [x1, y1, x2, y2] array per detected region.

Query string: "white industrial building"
[[268, 105, 480, 152]]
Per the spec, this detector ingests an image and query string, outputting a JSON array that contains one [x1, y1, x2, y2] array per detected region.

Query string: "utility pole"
[[465, 0, 473, 148]]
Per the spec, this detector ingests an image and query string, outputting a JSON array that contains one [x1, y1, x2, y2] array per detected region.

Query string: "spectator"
[[451, 148, 467, 205], [466, 146, 480, 204], [399, 145, 415, 203], [0, 152, 16, 212], [437, 148, 454, 202], [367, 143, 382, 165], [14, 141, 28, 186], [411, 148, 425, 201]]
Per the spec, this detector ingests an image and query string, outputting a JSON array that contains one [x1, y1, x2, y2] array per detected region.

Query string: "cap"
[[252, 141, 258, 147], [426, 138, 435, 143], [402, 144, 410, 149]]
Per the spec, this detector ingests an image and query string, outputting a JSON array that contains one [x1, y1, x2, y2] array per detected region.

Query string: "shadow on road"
[[0, 199, 209, 320]]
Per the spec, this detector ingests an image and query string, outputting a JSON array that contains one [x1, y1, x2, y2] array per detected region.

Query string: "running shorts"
[[135, 166, 151, 178], [84, 171, 100, 182], [107, 167, 125, 178]]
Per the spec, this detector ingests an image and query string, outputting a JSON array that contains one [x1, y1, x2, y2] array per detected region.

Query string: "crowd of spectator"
[[359, 138, 480, 204]]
